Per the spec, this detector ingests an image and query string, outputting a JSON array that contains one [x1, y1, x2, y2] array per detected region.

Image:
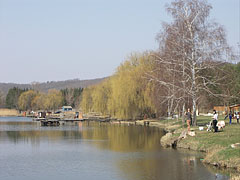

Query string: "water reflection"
[[82, 122, 164, 152], [0, 117, 230, 180], [0, 120, 164, 152]]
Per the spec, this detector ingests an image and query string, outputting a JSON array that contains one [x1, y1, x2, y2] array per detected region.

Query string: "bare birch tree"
[[148, 0, 233, 125]]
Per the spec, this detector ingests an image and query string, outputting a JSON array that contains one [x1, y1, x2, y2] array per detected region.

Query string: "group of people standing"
[[185, 108, 239, 133], [224, 111, 240, 124]]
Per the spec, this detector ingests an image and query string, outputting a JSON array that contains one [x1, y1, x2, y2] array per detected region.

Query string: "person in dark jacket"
[[229, 112, 233, 125], [186, 108, 192, 132], [224, 111, 233, 125], [212, 110, 218, 132]]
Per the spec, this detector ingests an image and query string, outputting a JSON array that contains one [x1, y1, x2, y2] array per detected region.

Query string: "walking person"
[[229, 111, 232, 125], [186, 108, 192, 132], [212, 110, 218, 132]]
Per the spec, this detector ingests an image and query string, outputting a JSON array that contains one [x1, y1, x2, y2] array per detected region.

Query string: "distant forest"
[[4, 87, 84, 111], [0, 78, 105, 108]]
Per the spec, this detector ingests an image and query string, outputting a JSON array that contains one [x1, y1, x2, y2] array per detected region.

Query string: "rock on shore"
[[160, 130, 188, 148]]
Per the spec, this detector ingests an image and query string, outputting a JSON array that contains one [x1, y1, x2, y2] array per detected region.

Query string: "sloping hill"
[[0, 77, 106, 96]]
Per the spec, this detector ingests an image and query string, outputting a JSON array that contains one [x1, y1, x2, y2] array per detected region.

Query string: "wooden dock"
[[40, 119, 60, 126], [36, 117, 142, 127], [38, 118, 85, 126], [32, 117, 46, 121]]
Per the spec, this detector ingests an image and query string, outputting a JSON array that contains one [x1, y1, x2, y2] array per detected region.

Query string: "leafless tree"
[[147, 0, 234, 125]]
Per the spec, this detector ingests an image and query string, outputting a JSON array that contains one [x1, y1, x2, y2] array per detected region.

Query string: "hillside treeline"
[[0, 78, 105, 96], [4, 87, 83, 111], [0, 78, 105, 108]]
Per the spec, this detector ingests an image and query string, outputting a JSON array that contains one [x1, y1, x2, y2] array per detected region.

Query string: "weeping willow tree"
[[80, 52, 156, 119], [31, 93, 47, 110], [91, 80, 111, 115], [108, 53, 155, 119], [18, 90, 38, 111], [81, 87, 94, 113], [45, 89, 63, 111], [20, 89, 63, 111], [108, 60, 141, 119]]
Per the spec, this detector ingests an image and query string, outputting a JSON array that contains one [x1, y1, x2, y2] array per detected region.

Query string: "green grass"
[[175, 116, 240, 169], [157, 115, 240, 176], [217, 148, 240, 161]]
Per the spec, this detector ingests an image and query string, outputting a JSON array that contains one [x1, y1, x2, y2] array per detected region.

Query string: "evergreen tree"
[[6, 87, 26, 109]]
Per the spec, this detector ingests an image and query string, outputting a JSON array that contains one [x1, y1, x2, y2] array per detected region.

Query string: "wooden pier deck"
[[40, 119, 60, 126], [38, 118, 85, 126], [36, 117, 136, 126]]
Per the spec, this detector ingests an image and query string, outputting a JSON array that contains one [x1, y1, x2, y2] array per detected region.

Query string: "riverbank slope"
[[157, 116, 240, 179]]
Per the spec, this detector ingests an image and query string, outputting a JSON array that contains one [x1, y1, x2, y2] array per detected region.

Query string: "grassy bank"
[[0, 108, 20, 116], [157, 115, 240, 179]]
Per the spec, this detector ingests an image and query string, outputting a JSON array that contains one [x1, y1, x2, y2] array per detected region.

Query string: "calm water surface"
[[0, 117, 229, 180]]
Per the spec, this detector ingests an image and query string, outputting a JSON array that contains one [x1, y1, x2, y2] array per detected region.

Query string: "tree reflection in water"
[[0, 118, 230, 180]]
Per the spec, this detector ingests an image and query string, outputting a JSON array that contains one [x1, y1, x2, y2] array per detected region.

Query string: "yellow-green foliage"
[[18, 90, 38, 111], [32, 93, 47, 110], [45, 89, 63, 111], [81, 87, 94, 113], [92, 80, 111, 115], [18, 89, 63, 111], [80, 52, 156, 119]]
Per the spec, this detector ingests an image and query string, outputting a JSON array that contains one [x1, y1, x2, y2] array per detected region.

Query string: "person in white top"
[[213, 111, 218, 121], [237, 112, 239, 124]]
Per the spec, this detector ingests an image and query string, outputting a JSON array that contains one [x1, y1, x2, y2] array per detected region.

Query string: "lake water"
[[0, 117, 229, 180]]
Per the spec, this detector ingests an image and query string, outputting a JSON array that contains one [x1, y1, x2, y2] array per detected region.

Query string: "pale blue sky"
[[0, 0, 239, 83]]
